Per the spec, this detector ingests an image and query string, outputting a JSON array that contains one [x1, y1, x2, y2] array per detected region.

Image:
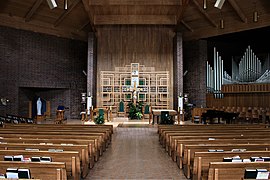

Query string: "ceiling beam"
[[191, 0, 218, 27], [183, 13, 270, 41], [54, 0, 81, 27], [82, 0, 96, 32], [88, 0, 182, 5], [0, 14, 87, 41], [77, 21, 90, 32], [176, 0, 190, 25], [94, 15, 176, 25], [24, 0, 43, 22], [228, 0, 247, 23], [181, 20, 193, 32]]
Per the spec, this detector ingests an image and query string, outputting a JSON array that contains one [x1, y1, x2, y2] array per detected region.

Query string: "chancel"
[[0, 0, 270, 179]]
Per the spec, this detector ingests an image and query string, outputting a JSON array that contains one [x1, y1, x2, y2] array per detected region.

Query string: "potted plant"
[[94, 114, 105, 124], [127, 101, 143, 120]]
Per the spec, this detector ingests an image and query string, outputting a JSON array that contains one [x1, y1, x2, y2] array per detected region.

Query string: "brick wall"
[[0, 26, 87, 119], [173, 32, 183, 109], [183, 40, 207, 107]]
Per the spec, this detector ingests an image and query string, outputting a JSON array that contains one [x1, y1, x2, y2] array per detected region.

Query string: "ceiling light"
[[253, 11, 258, 22], [214, 0, 225, 9], [46, 0, 57, 9], [64, 0, 68, 10], [203, 0, 207, 10]]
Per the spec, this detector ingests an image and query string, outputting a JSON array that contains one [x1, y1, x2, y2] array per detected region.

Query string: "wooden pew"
[[158, 124, 268, 143], [192, 151, 270, 180], [162, 128, 270, 156], [157, 124, 268, 137], [183, 143, 270, 179], [0, 161, 67, 180], [168, 132, 270, 160], [0, 150, 81, 180], [176, 138, 270, 169], [0, 142, 89, 177], [0, 133, 102, 161], [0, 126, 111, 153], [159, 126, 269, 149], [0, 137, 96, 168], [208, 162, 270, 180], [4, 124, 113, 136]]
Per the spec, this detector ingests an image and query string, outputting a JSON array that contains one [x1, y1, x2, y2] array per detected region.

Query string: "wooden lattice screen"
[[100, 63, 170, 112]]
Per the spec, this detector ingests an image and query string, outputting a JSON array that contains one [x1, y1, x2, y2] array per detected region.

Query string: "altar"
[[150, 109, 178, 124]]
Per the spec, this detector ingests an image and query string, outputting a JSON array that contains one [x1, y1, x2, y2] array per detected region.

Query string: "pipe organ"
[[207, 47, 224, 98], [207, 46, 270, 98], [238, 46, 262, 82]]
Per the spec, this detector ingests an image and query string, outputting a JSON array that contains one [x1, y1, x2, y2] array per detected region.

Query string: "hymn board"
[[100, 63, 170, 112]]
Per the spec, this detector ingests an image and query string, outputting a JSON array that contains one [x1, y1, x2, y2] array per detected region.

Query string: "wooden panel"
[[89, 0, 182, 5], [92, 5, 179, 15], [96, 25, 175, 108], [0, 14, 87, 41], [94, 15, 176, 25], [206, 92, 270, 108], [222, 84, 270, 93], [100, 63, 170, 110]]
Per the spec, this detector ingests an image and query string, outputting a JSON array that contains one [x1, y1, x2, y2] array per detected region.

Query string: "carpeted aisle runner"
[[85, 126, 187, 179]]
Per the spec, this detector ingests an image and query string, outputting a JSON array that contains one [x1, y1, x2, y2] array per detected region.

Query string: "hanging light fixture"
[[46, 0, 57, 9], [64, 0, 68, 10], [203, 0, 207, 10], [220, 19, 224, 29], [253, 1, 258, 22], [214, 0, 225, 9], [220, 11, 224, 29]]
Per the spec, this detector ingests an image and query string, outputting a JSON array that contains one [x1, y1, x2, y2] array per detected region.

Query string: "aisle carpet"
[[117, 123, 155, 128]]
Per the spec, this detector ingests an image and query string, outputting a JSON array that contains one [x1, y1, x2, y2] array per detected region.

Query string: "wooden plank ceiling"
[[0, 0, 270, 41]]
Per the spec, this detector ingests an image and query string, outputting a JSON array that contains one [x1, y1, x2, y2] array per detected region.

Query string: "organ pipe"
[[206, 46, 268, 98]]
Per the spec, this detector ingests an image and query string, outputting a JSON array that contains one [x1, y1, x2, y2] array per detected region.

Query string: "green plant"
[[94, 114, 105, 124], [135, 111, 143, 119], [128, 101, 143, 119]]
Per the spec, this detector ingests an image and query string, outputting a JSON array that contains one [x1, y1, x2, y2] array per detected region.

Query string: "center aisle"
[[86, 126, 186, 179]]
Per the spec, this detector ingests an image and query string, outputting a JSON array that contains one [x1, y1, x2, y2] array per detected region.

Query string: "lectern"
[[55, 110, 65, 124]]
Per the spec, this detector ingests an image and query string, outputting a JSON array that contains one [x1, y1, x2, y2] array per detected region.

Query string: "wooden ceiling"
[[0, 0, 270, 41]]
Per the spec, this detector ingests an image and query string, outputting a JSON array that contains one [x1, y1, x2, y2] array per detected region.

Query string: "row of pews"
[[0, 123, 113, 180], [158, 124, 270, 180], [0, 114, 34, 125]]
